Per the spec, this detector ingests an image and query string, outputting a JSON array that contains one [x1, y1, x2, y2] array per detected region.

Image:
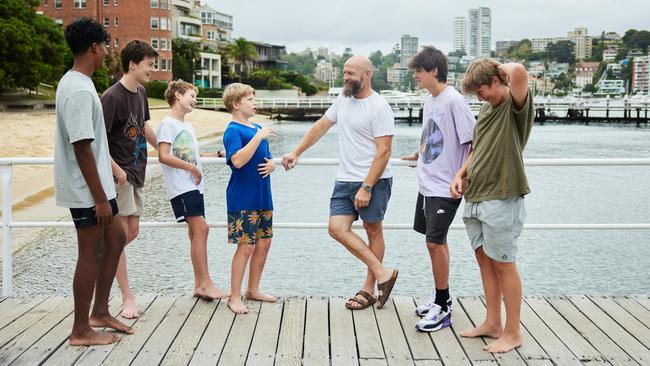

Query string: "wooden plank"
[[613, 296, 650, 329], [42, 295, 153, 366], [353, 299, 384, 360], [375, 299, 412, 366], [218, 299, 261, 366], [99, 296, 177, 366], [188, 298, 236, 366], [632, 295, 650, 311], [569, 295, 650, 365], [0, 297, 46, 330], [459, 296, 549, 361], [131, 296, 197, 365], [589, 296, 650, 345], [524, 360, 555, 366], [302, 296, 329, 366], [414, 360, 443, 366], [519, 297, 582, 365], [392, 296, 438, 361], [416, 297, 470, 366], [0, 296, 62, 349], [329, 297, 358, 366], [546, 296, 638, 366], [526, 296, 604, 362], [161, 298, 219, 366], [275, 297, 306, 366], [359, 358, 388, 365], [0, 297, 74, 364], [247, 300, 283, 366]]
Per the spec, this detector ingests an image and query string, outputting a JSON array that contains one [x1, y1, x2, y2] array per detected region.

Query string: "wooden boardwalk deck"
[[0, 294, 647, 365]]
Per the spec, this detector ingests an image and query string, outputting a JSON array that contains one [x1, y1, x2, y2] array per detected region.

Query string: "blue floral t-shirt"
[[223, 121, 273, 212]]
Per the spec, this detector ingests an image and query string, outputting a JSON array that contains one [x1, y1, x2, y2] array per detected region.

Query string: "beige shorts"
[[115, 181, 144, 217]]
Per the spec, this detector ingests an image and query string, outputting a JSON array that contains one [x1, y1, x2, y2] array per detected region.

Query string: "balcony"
[[171, 0, 190, 10]]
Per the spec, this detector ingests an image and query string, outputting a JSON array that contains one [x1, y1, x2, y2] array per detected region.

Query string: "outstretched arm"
[[281, 116, 335, 170]]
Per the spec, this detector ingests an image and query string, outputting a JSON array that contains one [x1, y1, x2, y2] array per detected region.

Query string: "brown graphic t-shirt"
[[101, 82, 150, 188]]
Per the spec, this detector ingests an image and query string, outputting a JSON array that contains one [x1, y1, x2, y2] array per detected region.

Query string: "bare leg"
[[69, 225, 121, 346], [460, 247, 503, 339], [229, 244, 254, 314], [328, 216, 393, 284], [345, 221, 384, 307], [115, 215, 139, 319], [246, 237, 276, 302], [484, 261, 523, 353], [186, 216, 227, 299], [427, 242, 449, 290], [89, 218, 133, 334]]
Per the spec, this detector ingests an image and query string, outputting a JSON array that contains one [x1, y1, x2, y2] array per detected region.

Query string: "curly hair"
[[164, 79, 198, 107], [64, 17, 110, 56]]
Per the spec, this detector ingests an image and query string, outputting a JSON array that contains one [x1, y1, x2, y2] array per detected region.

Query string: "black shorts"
[[170, 190, 205, 223], [413, 194, 461, 244], [69, 198, 119, 230]]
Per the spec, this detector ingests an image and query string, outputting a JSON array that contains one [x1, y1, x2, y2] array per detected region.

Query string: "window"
[[151, 38, 159, 50], [55, 18, 63, 25], [103, 17, 109, 27], [114, 0, 118, 5], [114, 17, 118, 27], [150, 17, 158, 29], [160, 17, 167, 30], [74, 0, 86, 8], [103, 0, 109, 5], [160, 59, 167, 71], [207, 30, 215, 40], [44, 0, 48, 6], [154, 59, 159, 70], [160, 0, 168, 9], [160, 38, 167, 51], [55, 0, 62, 8], [150, 0, 158, 8], [114, 38, 119, 48]]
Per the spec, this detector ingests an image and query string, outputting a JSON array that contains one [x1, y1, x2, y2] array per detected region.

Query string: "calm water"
[[9, 123, 650, 297]]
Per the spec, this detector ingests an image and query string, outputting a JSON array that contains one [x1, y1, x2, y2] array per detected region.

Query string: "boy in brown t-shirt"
[[451, 58, 534, 353], [101, 40, 158, 319]]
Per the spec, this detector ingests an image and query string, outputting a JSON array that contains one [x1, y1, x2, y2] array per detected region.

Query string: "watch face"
[[363, 185, 372, 192]]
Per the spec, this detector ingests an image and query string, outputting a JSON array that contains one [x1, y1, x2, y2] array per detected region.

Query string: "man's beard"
[[343, 79, 363, 97]]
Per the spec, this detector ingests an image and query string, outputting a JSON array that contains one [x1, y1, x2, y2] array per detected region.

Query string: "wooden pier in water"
[[0, 294, 648, 365]]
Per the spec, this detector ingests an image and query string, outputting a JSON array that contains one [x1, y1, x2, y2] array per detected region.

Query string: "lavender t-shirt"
[[417, 86, 475, 198]]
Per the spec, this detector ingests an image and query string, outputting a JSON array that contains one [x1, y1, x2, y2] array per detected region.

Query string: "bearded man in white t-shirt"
[[282, 56, 399, 310]]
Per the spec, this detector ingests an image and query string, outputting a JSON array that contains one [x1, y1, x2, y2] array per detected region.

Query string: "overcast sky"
[[205, 0, 647, 56]]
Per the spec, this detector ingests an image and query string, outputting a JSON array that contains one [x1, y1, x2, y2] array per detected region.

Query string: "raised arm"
[[498, 63, 529, 109], [229, 125, 275, 169], [281, 115, 335, 170]]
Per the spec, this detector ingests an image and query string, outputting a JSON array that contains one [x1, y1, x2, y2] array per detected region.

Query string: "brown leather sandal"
[[376, 269, 399, 309], [345, 290, 377, 310]]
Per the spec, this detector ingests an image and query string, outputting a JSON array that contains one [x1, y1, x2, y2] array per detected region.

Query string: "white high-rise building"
[[466, 7, 491, 58], [452, 17, 467, 54], [400, 34, 419, 65]]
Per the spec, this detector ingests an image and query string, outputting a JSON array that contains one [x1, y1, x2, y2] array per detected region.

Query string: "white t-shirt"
[[54, 71, 116, 208], [156, 116, 204, 199], [325, 92, 395, 182], [417, 86, 475, 197]]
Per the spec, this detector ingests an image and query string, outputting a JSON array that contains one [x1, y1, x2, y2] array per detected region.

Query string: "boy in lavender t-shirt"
[[402, 46, 475, 332]]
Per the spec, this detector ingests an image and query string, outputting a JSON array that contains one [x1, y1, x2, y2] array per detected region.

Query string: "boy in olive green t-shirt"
[[451, 58, 534, 354]]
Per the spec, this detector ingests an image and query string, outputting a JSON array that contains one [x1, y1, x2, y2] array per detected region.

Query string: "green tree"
[[227, 37, 258, 82], [622, 29, 650, 54], [0, 0, 67, 89], [172, 38, 201, 83], [283, 53, 318, 77], [547, 40, 576, 64]]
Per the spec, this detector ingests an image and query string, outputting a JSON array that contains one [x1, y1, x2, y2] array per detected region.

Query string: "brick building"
[[37, 0, 173, 81]]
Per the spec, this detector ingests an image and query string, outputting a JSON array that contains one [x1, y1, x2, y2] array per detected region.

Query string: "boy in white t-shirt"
[[156, 80, 227, 300]]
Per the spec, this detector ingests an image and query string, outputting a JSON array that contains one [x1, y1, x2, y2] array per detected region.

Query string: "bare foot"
[[69, 329, 120, 346], [195, 286, 229, 300], [89, 313, 134, 334], [245, 290, 277, 302], [483, 333, 523, 353], [460, 322, 503, 339], [228, 298, 249, 314], [120, 297, 139, 319]]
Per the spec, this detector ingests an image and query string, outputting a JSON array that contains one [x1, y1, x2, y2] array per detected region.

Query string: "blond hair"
[[164, 79, 198, 107], [223, 83, 256, 112], [461, 57, 504, 94]]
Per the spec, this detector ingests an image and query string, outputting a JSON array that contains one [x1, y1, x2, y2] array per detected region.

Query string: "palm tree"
[[226, 37, 258, 82]]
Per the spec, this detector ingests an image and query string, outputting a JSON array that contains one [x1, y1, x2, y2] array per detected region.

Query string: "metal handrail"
[[2, 157, 650, 296]]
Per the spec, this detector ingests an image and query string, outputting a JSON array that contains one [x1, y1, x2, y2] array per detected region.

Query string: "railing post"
[[1, 165, 13, 297]]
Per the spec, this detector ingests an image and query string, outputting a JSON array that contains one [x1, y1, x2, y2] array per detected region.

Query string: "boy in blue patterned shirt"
[[223, 83, 277, 314]]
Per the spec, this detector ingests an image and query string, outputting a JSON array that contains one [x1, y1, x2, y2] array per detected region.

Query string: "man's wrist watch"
[[362, 184, 372, 193]]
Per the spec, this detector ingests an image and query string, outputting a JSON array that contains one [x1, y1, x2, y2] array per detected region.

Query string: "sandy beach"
[[0, 105, 263, 253]]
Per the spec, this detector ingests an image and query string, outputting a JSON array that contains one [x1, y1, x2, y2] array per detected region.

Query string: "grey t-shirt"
[[417, 87, 475, 197], [54, 71, 116, 208]]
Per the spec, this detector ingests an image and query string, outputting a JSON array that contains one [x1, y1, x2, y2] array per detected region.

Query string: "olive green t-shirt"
[[465, 89, 534, 202]]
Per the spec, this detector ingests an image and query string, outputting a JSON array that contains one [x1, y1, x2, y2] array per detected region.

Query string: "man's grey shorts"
[[115, 180, 144, 217], [462, 196, 526, 263], [330, 178, 392, 222]]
